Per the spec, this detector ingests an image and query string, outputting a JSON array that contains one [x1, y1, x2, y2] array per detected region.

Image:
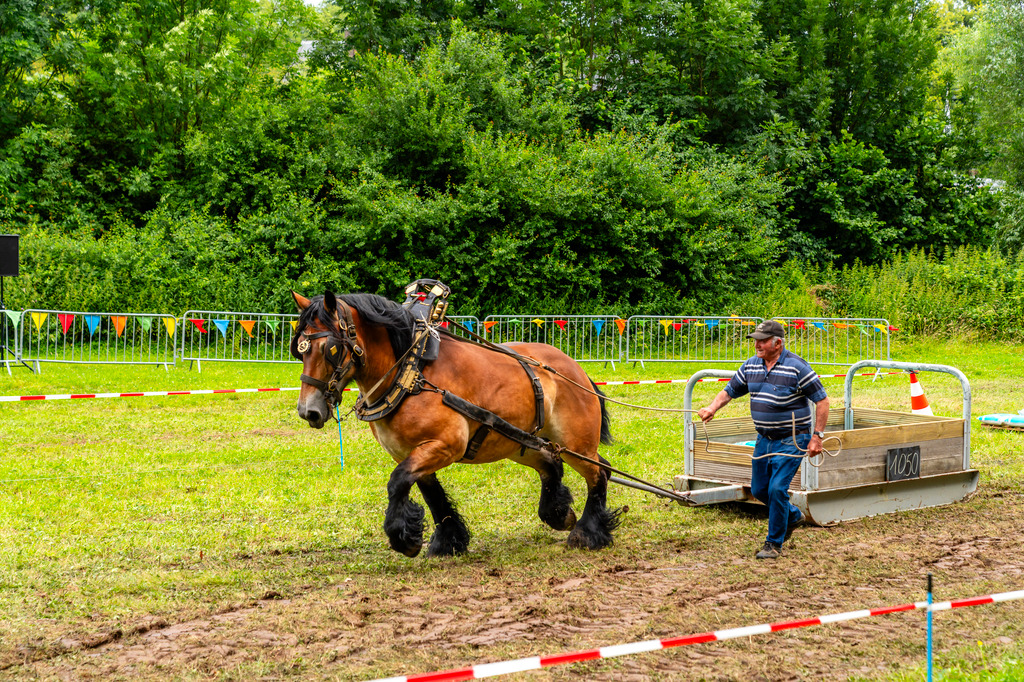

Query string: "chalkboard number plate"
[[887, 446, 921, 481]]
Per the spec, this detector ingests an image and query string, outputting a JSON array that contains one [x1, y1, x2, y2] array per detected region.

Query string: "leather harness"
[[294, 280, 547, 461]]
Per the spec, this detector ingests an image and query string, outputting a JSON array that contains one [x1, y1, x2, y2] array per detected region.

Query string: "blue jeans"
[[751, 434, 809, 546]]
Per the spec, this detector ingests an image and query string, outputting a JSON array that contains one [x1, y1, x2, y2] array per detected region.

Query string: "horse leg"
[[565, 455, 623, 550], [524, 453, 576, 531], [417, 473, 471, 557], [384, 459, 427, 557]]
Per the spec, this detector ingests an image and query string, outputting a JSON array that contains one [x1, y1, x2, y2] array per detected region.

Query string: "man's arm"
[[698, 390, 733, 422], [807, 396, 831, 457]]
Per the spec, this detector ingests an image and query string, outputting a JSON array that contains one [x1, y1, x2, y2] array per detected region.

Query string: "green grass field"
[[1, 339, 1022, 680]]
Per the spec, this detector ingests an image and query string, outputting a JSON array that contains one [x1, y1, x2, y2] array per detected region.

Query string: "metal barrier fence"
[[17, 309, 178, 372], [625, 316, 893, 366], [775, 317, 892, 366], [481, 315, 624, 366], [1, 308, 895, 372], [2, 309, 25, 374], [625, 315, 763, 366], [440, 316, 481, 340], [178, 310, 298, 371]]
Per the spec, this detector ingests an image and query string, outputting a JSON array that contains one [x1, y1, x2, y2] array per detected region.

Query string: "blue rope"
[[342, 403, 350, 466], [927, 573, 934, 682]]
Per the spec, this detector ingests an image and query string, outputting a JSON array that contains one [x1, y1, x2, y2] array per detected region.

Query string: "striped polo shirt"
[[724, 349, 828, 438]]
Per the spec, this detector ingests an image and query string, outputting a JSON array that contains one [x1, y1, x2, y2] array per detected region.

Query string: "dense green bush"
[[828, 248, 1024, 338]]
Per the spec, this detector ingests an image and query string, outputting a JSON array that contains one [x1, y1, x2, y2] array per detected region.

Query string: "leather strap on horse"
[[440, 388, 687, 499], [441, 390, 550, 454], [296, 303, 364, 410], [354, 324, 435, 422]]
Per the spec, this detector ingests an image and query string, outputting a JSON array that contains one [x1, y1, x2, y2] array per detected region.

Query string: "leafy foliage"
[[0, 1, 1015, 330]]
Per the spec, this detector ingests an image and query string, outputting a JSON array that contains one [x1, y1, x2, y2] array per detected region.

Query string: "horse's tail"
[[590, 379, 614, 445]]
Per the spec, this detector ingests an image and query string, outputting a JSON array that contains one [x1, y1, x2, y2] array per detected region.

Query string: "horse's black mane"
[[297, 292, 416, 358]]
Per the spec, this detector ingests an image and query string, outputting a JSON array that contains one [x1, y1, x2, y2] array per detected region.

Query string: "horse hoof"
[[426, 525, 471, 557], [396, 541, 422, 558], [566, 528, 611, 550]]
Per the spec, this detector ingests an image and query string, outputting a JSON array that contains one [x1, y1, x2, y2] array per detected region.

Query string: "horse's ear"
[[292, 291, 311, 311], [323, 290, 337, 313]]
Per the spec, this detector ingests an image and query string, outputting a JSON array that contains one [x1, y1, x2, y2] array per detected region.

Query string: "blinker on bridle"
[[294, 301, 364, 408]]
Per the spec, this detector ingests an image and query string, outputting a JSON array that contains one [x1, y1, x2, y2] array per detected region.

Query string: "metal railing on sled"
[[481, 315, 624, 366], [17, 309, 178, 372], [178, 310, 298, 371], [625, 315, 763, 366]]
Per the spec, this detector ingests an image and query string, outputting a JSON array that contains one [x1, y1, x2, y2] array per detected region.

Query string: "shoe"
[[784, 512, 806, 542], [755, 541, 781, 559]]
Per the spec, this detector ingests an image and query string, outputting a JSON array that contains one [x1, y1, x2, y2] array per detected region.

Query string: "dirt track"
[[7, 485, 1023, 682]]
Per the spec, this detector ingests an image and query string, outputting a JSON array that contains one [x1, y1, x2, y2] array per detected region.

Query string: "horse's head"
[[291, 290, 364, 429]]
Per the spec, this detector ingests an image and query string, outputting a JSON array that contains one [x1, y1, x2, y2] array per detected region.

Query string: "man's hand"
[[698, 390, 732, 423], [806, 434, 823, 458]]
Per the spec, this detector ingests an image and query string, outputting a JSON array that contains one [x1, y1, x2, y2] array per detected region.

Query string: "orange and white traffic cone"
[[909, 372, 933, 415]]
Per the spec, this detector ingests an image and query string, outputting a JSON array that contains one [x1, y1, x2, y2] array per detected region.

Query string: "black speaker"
[[0, 235, 18, 277]]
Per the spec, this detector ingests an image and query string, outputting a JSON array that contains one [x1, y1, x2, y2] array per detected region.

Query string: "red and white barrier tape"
[[0, 372, 898, 403], [0, 387, 300, 402], [367, 588, 1024, 682]]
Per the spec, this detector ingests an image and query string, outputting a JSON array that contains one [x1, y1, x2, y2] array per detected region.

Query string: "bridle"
[[292, 300, 364, 409]]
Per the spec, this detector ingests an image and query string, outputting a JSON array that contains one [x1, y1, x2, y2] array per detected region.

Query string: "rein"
[[443, 318, 844, 467]]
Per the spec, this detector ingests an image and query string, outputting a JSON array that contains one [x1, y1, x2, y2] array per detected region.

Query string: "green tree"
[[955, 0, 1024, 187]]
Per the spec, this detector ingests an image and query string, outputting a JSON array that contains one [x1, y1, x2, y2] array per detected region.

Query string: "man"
[[697, 320, 829, 560]]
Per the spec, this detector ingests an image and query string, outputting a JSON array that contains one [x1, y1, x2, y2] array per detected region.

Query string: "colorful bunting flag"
[[213, 320, 229, 338], [532, 318, 545, 328], [706, 320, 720, 328], [615, 319, 626, 335], [58, 313, 75, 334], [660, 319, 672, 335], [833, 323, 850, 329], [484, 321, 499, 333], [163, 317, 177, 337], [31, 312, 47, 331], [554, 320, 567, 331], [464, 320, 475, 333], [138, 317, 152, 333], [5, 310, 21, 327], [812, 322, 825, 330], [112, 316, 127, 337], [289, 320, 297, 331], [239, 320, 256, 337], [441, 320, 450, 329], [508, 319, 522, 326], [672, 322, 682, 331], [855, 324, 869, 335], [85, 315, 101, 336], [793, 320, 806, 329], [773, 320, 788, 326], [888, 325, 899, 332], [189, 318, 207, 333], [265, 320, 280, 334], [592, 320, 604, 335]]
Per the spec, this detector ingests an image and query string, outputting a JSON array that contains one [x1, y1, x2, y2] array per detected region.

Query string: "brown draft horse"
[[290, 290, 622, 556]]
